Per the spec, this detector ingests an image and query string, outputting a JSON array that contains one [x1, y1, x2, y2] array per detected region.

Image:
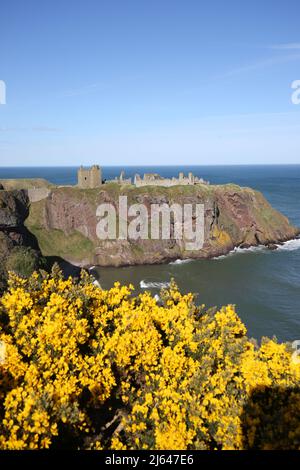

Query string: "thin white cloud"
[[0, 126, 62, 132], [270, 43, 300, 50], [220, 53, 300, 79], [31, 126, 62, 132], [62, 82, 106, 98], [61, 74, 144, 98]]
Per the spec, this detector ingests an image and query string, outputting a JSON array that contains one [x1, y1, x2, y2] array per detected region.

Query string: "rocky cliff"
[[24, 183, 299, 267], [0, 190, 45, 290], [0, 189, 39, 249]]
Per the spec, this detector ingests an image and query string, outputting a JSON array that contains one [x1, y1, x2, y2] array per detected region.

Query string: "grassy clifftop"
[[24, 183, 299, 267], [0, 178, 54, 190]]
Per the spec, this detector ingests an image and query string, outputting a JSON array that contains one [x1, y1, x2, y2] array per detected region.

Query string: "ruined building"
[[134, 171, 209, 187], [111, 170, 132, 185], [77, 166, 208, 188], [77, 165, 102, 188]]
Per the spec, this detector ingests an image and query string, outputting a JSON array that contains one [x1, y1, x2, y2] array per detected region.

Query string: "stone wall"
[[134, 172, 209, 187], [108, 170, 132, 185]]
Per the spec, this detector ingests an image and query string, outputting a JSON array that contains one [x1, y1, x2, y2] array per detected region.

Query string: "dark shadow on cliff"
[[0, 189, 85, 292], [241, 385, 300, 449], [5, 225, 41, 251], [20, 219, 83, 279], [45, 256, 82, 278], [0, 230, 83, 294], [6, 225, 82, 278]]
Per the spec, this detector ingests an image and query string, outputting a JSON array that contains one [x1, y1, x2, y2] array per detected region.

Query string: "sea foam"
[[169, 259, 192, 265], [140, 280, 171, 289], [213, 238, 300, 260], [276, 238, 300, 252], [213, 245, 266, 260]]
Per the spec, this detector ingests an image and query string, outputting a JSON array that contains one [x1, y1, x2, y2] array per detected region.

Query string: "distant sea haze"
[[1, 164, 300, 342]]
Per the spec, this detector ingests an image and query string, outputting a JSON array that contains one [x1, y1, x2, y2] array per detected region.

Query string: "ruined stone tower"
[[77, 165, 102, 188]]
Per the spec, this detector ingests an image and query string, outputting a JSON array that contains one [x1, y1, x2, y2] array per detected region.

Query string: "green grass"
[[0, 178, 54, 190], [27, 226, 94, 263], [25, 198, 95, 263], [25, 199, 45, 228], [5, 246, 46, 277]]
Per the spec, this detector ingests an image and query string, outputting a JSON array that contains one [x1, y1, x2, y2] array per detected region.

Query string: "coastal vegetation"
[[0, 182, 298, 276], [0, 179, 53, 191], [0, 269, 299, 450], [27, 226, 94, 264], [24, 183, 299, 266], [5, 246, 46, 278]]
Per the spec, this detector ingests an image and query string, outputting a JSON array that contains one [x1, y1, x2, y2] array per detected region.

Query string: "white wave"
[[89, 265, 96, 271], [213, 239, 300, 260], [233, 245, 266, 254], [169, 258, 192, 265], [276, 238, 300, 252], [140, 280, 171, 289], [212, 254, 227, 260], [213, 245, 266, 260], [93, 279, 101, 288]]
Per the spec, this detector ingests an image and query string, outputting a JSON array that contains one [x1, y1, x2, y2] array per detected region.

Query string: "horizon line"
[[1, 163, 300, 168]]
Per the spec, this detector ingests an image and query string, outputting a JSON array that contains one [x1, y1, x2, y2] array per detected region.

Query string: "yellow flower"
[[1, 271, 299, 450]]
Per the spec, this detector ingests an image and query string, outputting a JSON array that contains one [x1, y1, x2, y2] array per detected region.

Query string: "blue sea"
[[1, 165, 300, 342]]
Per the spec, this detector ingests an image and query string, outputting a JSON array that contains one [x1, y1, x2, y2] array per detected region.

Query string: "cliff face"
[[0, 190, 34, 246], [25, 183, 299, 267], [0, 190, 44, 290]]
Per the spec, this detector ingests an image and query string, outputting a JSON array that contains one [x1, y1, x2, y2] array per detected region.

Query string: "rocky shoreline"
[[0, 182, 299, 281], [25, 182, 300, 267]]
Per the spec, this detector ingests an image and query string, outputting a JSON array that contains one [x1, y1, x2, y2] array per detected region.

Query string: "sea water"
[[1, 165, 300, 342]]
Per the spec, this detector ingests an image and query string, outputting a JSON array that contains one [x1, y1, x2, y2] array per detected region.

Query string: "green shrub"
[[5, 247, 46, 278]]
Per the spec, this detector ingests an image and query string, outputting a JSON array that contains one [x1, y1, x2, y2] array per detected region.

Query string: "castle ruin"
[[77, 166, 209, 188], [133, 171, 208, 187], [77, 165, 102, 188], [112, 170, 132, 185]]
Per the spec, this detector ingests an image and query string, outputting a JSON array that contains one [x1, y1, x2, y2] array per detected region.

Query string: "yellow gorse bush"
[[0, 268, 300, 450]]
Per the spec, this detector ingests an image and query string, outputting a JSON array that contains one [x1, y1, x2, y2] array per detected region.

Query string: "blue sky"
[[1, 0, 300, 166]]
